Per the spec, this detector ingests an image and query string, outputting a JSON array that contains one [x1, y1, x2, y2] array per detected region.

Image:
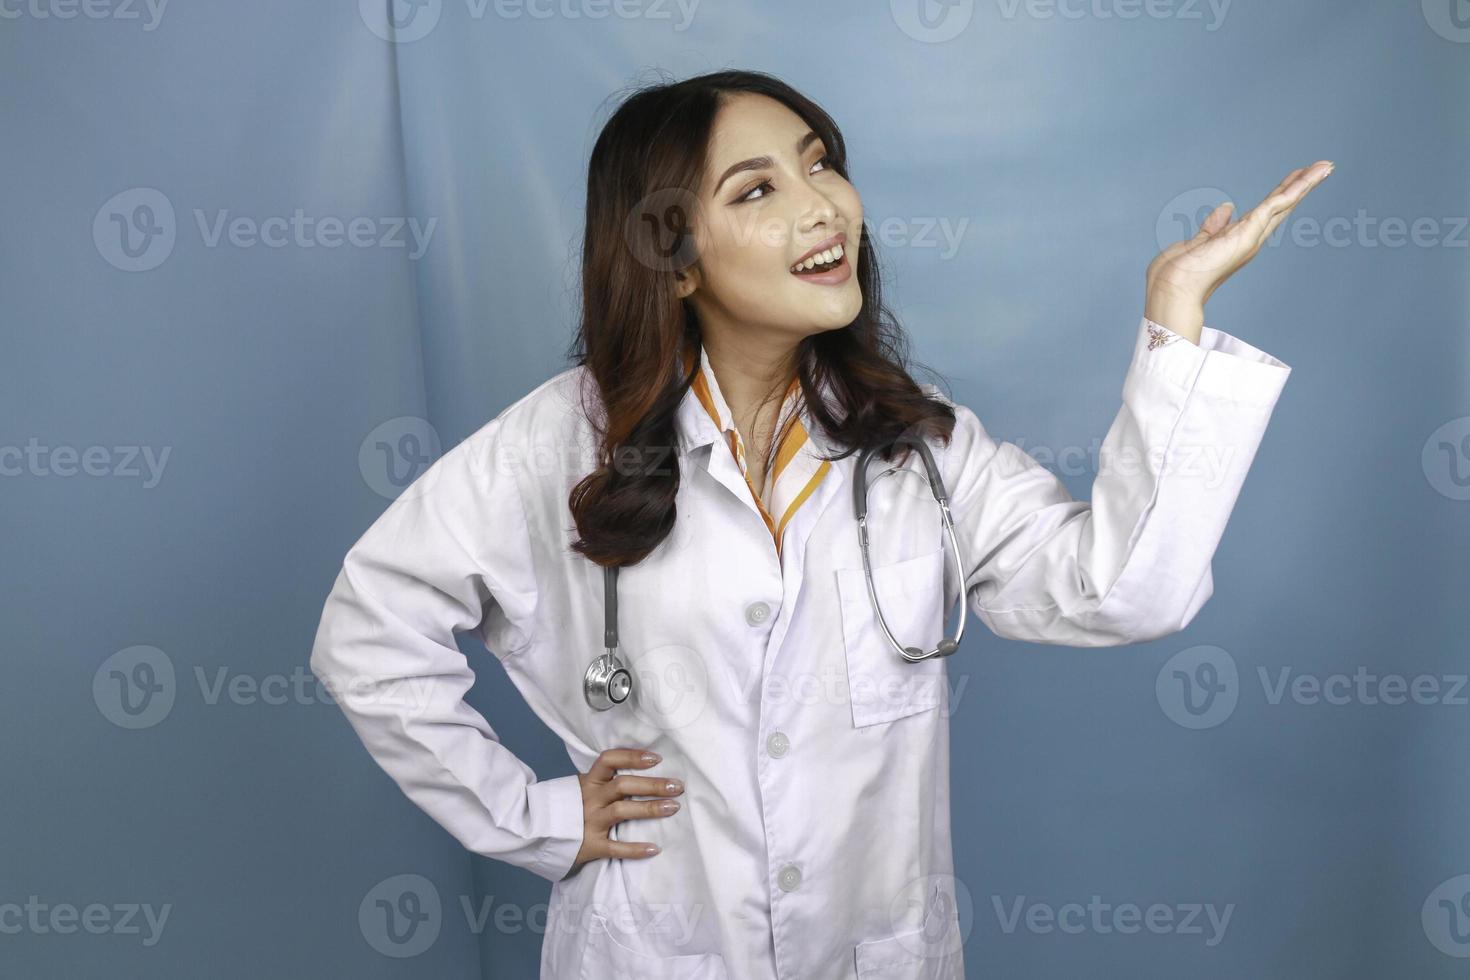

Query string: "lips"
[[789, 245, 853, 285], [790, 233, 847, 274], [791, 245, 846, 276]]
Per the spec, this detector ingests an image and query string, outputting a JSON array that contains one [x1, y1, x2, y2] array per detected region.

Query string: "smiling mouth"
[[790, 242, 847, 276]]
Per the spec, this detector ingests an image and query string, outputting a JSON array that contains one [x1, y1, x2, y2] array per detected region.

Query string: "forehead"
[[704, 93, 816, 167]]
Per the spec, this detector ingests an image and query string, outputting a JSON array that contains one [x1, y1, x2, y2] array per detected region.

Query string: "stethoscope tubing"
[[854, 435, 967, 662], [586, 434, 968, 709]]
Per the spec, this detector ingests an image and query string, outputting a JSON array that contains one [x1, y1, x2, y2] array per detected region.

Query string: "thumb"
[[1196, 201, 1234, 239]]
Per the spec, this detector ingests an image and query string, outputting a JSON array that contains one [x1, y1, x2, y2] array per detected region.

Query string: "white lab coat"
[[309, 314, 1290, 979]]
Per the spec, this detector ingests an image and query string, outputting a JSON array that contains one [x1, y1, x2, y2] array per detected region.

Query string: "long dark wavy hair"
[[566, 68, 957, 568]]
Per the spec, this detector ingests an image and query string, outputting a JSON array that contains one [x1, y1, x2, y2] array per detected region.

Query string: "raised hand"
[[1145, 160, 1335, 342]]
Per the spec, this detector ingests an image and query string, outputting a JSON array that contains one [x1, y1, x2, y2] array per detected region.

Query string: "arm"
[[935, 313, 1291, 646], [308, 418, 584, 883], [934, 158, 1332, 645]]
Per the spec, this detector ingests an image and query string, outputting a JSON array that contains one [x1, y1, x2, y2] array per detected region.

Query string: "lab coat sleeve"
[[935, 313, 1291, 646], [308, 419, 585, 883]]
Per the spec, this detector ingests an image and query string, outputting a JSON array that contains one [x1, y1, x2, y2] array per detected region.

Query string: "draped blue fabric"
[[2, 0, 1466, 975]]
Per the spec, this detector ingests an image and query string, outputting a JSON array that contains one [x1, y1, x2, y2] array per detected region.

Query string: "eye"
[[735, 154, 836, 204]]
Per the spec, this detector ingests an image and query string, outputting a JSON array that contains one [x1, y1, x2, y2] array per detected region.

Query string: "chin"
[[803, 310, 860, 335]]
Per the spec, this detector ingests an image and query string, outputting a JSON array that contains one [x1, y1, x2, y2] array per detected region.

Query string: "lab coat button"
[[777, 865, 802, 891], [766, 732, 789, 758], [745, 601, 771, 626]]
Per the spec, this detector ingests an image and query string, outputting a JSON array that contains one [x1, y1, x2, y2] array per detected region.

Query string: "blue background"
[[3, 0, 1466, 975]]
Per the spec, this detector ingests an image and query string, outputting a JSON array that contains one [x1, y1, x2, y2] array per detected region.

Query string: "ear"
[[673, 265, 700, 300]]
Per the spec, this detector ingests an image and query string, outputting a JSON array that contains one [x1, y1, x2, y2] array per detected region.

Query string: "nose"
[[798, 189, 838, 229], [795, 193, 840, 245]]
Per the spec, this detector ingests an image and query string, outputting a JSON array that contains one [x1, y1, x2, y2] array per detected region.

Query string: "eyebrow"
[[712, 131, 823, 197]]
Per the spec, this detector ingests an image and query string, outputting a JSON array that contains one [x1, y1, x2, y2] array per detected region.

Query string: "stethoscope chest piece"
[[585, 565, 633, 711], [583, 652, 631, 711]]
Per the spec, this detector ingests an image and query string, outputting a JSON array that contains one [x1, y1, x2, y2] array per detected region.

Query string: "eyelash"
[[737, 154, 834, 204]]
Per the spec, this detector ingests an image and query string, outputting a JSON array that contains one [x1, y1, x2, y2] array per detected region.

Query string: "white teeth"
[[791, 242, 845, 274]]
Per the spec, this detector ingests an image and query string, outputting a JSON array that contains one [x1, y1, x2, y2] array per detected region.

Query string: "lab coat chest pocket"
[[579, 913, 729, 980], [835, 547, 947, 728]]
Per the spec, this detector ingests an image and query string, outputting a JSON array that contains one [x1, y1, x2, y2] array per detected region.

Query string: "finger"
[[1259, 199, 1299, 243], [1266, 166, 1309, 201], [1244, 161, 1333, 231], [1238, 168, 1307, 229], [1252, 163, 1334, 227], [1279, 162, 1331, 203], [586, 747, 662, 784], [606, 797, 681, 822], [1197, 201, 1235, 238], [1224, 169, 1300, 234], [1264, 162, 1328, 204], [611, 773, 685, 798], [1238, 163, 1331, 244], [587, 837, 664, 860]]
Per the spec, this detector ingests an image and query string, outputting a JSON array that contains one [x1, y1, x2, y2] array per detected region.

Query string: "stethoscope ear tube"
[[855, 435, 968, 663]]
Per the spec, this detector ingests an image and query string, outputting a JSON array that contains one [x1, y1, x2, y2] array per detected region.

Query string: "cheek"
[[690, 255, 785, 323], [703, 225, 792, 293], [844, 196, 864, 244]]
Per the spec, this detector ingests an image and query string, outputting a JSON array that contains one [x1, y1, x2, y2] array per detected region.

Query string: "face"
[[675, 93, 864, 348]]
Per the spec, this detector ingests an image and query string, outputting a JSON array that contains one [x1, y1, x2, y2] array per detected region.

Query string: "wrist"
[[1143, 288, 1205, 345]]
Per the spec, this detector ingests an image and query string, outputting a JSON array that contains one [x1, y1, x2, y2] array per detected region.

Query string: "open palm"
[[1148, 160, 1335, 307]]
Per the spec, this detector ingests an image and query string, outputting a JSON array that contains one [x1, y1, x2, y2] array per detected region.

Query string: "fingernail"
[[641, 752, 660, 764], [645, 844, 661, 855], [659, 800, 680, 813], [665, 780, 682, 793]]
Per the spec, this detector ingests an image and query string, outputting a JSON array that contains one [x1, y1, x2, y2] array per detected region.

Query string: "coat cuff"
[[1132, 315, 1292, 410], [524, 773, 586, 883]]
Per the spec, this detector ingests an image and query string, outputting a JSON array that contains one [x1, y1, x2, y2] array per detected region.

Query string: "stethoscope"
[[583, 434, 969, 711]]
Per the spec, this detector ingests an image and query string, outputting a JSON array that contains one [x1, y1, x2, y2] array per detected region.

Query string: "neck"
[[701, 333, 801, 437]]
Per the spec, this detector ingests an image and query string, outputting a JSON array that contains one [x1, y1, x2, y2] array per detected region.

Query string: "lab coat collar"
[[672, 339, 848, 562], [672, 339, 841, 464]]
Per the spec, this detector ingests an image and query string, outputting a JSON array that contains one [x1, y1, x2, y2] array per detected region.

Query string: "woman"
[[310, 69, 1326, 979]]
